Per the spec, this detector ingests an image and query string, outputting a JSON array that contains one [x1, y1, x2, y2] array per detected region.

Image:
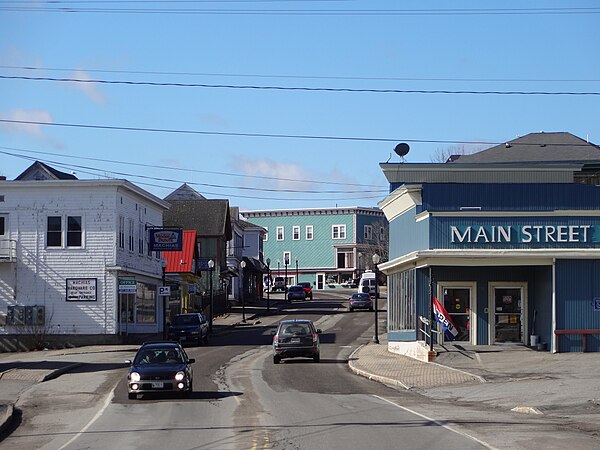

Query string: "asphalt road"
[[1, 293, 486, 450]]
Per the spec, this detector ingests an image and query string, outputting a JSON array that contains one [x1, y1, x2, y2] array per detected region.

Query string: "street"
[[0, 290, 488, 449]]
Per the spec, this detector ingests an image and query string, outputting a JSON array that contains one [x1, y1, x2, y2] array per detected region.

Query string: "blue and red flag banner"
[[433, 297, 459, 341]]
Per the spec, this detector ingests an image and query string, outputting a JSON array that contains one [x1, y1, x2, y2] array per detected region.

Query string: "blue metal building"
[[379, 132, 600, 356]]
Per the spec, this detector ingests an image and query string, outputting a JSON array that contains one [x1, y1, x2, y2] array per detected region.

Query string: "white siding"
[[0, 181, 167, 335]]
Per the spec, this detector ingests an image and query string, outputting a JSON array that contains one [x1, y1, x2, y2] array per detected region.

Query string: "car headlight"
[[130, 372, 141, 382], [175, 371, 185, 381]]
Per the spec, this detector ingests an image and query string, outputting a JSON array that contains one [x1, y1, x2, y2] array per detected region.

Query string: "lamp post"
[[240, 260, 246, 323], [208, 259, 214, 333], [266, 258, 271, 313], [295, 256, 299, 283], [372, 253, 380, 344], [161, 258, 167, 339], [284, 256, 289, 298]]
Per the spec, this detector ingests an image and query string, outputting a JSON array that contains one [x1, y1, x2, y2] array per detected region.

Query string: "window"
[[264, 226, 268, 241], [47, 216, 62, 247], [118, 216, 125, 249], [364, 225, 373, 240], [332, 224, 346, 240], [277, 226, 284, 241], [380, 227, 385, 240], [0, 216, 5, 236], [138, 223, 144, 254], [47, 215, 83, 248], [306, 225, 313, 240], [292, 225, 300, 240], [128, 219, 135, 252], [337, 250, 354, 268], [67, 216, 82, 247], [283, 251, 291, 266]]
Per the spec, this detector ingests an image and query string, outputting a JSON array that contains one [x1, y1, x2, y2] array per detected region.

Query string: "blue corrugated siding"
[[423, 183, 600, 211], [389, 207, 429, 259], [555, 260, 600, 352]]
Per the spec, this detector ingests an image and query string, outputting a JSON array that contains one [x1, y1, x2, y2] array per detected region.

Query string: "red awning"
[[163, 230, 197, 273]]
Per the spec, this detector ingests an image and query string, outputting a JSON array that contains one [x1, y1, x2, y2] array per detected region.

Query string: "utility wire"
[[3, 65, 598, 84], [1, 119, 596, 148], [0, 145, 385, 188], [3, 151, 384, 202], [1, 75, 598, 95]]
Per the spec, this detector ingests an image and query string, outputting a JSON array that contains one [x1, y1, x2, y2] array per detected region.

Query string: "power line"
[[3, 65, 598, 84], [0, 145, 385, 188], [2, 75, 598, 95], [1, 5, 598, 15], [2, 151, 384, 202]]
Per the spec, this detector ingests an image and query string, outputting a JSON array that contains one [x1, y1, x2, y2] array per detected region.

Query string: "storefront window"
[[136, 282, 157, 324], [389, 269, 415, 331]]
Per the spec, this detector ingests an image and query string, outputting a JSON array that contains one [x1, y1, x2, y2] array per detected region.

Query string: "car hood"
[[168, 324, 200, 331], [131, 363, 188, 375]]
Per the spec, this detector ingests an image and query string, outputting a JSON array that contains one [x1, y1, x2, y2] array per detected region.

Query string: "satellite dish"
[[394, 143, 410, 157]]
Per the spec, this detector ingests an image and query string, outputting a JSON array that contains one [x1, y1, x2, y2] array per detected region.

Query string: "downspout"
[[552, 258, 557, 353]]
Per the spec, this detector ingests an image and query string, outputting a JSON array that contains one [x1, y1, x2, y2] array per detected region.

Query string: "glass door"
[[442, 287, 471, 342], [493, 287, 523, 344]]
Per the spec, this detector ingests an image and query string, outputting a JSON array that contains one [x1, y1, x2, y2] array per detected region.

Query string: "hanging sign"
[[149, 227, 183, 251]]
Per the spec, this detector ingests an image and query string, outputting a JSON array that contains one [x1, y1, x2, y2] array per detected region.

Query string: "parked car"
[[348, 292, 373, 311], [272, 276, 286, 292], [287, 285, 307, 301], [167, 313, 209, 346], [272, 319, 321, 364], [297, 282, 313, 300], [358, 271, 377, 296], [126, 341, 195, 399]]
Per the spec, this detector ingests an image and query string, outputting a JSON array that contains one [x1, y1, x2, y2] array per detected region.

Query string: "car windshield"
[[134, 347, 184, 365], [289, 286, 303, 292], [299, 283, 310, 288], [172, 315, 199, 325], [280, 323, 312, 335], [352, 294, 370, 299]]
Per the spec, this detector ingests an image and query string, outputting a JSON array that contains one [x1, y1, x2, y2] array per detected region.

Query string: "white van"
[[357, 271, 377, 296]]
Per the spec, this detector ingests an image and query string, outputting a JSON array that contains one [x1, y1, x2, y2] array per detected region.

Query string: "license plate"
[[291, 338, 300, 343], [151, 382, 164, 389]]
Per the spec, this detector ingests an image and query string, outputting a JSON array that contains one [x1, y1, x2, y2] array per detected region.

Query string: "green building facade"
[[242, 207, 387, 290]]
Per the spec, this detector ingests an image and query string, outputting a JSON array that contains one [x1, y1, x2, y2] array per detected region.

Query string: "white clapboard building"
[[0, 162, 170, 349]]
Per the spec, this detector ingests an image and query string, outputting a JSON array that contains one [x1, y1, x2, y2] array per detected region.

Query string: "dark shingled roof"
[[452, 132, 600, 164], [16, 161, 78, 180], [164, 199, 232, 240]]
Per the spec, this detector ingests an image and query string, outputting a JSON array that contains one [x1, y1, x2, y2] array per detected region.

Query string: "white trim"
[[276, 226, 284, 241], [430, 210, 600, 217], [378, 185, 422, 222], [292, 225, 300, 241], [305, 225, 314, 240], [552, 258, 557, 353], [332, 224, 346, 240]]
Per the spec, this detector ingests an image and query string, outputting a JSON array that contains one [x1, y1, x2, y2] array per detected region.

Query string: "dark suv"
[[167, 313, 209, 346], [297, 282, 313, 300], [272, 319, 321, 364]]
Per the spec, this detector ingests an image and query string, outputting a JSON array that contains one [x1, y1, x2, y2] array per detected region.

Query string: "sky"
[[1, 0, 599, 211]]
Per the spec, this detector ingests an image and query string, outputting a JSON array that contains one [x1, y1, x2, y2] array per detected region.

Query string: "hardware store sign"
[[66, 278, 97, 301]]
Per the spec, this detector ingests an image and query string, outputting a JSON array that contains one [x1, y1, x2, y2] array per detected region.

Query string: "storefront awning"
[[242, 256, 268, 273], [164, 230, 198, 273]]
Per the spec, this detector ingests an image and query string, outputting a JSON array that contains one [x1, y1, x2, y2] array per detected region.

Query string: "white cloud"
[[71, 69, 107, 105], [0, 109, 63, 148], [232, 157, 313, 191]]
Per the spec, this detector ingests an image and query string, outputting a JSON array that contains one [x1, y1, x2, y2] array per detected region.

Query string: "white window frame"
[[292, 225, 300, 241], [128, 218, 135, 252], [46, 214, 84, 249], [306, 225, 314, 240], [264, 226, 268, 242], [332, 224, 346, 240], [283, 251, 291, 266], [277, 226, 284, 241], [364, 225, 373, 240], [119, 216, 125, 249]]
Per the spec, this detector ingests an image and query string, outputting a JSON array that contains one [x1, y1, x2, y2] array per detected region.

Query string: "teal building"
[[242, 207, 387, 290]]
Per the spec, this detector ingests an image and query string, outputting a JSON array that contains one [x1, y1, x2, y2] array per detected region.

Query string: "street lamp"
[[295, 256, 299, 283], [284, 256, 289, 298], [240, 260, 247, 322], [266, 258, 271, 313], [208, 259, 214, 333], [161, 258, 168, 339], [372, 253, 380, 344]]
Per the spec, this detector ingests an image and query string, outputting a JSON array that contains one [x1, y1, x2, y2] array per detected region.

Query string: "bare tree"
[[357, 219, 389, 273], [429, 144, 484, 163]]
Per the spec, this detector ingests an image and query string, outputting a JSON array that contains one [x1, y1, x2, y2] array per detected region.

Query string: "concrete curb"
[[348, 345, 411, 390]]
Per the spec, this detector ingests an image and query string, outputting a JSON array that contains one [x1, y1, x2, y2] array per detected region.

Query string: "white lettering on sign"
[[451, 225, 592, 244], [154, 231, 178, 243]]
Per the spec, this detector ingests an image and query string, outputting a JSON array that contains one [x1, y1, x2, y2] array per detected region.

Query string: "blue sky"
[[1, 0, 599, 210]]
